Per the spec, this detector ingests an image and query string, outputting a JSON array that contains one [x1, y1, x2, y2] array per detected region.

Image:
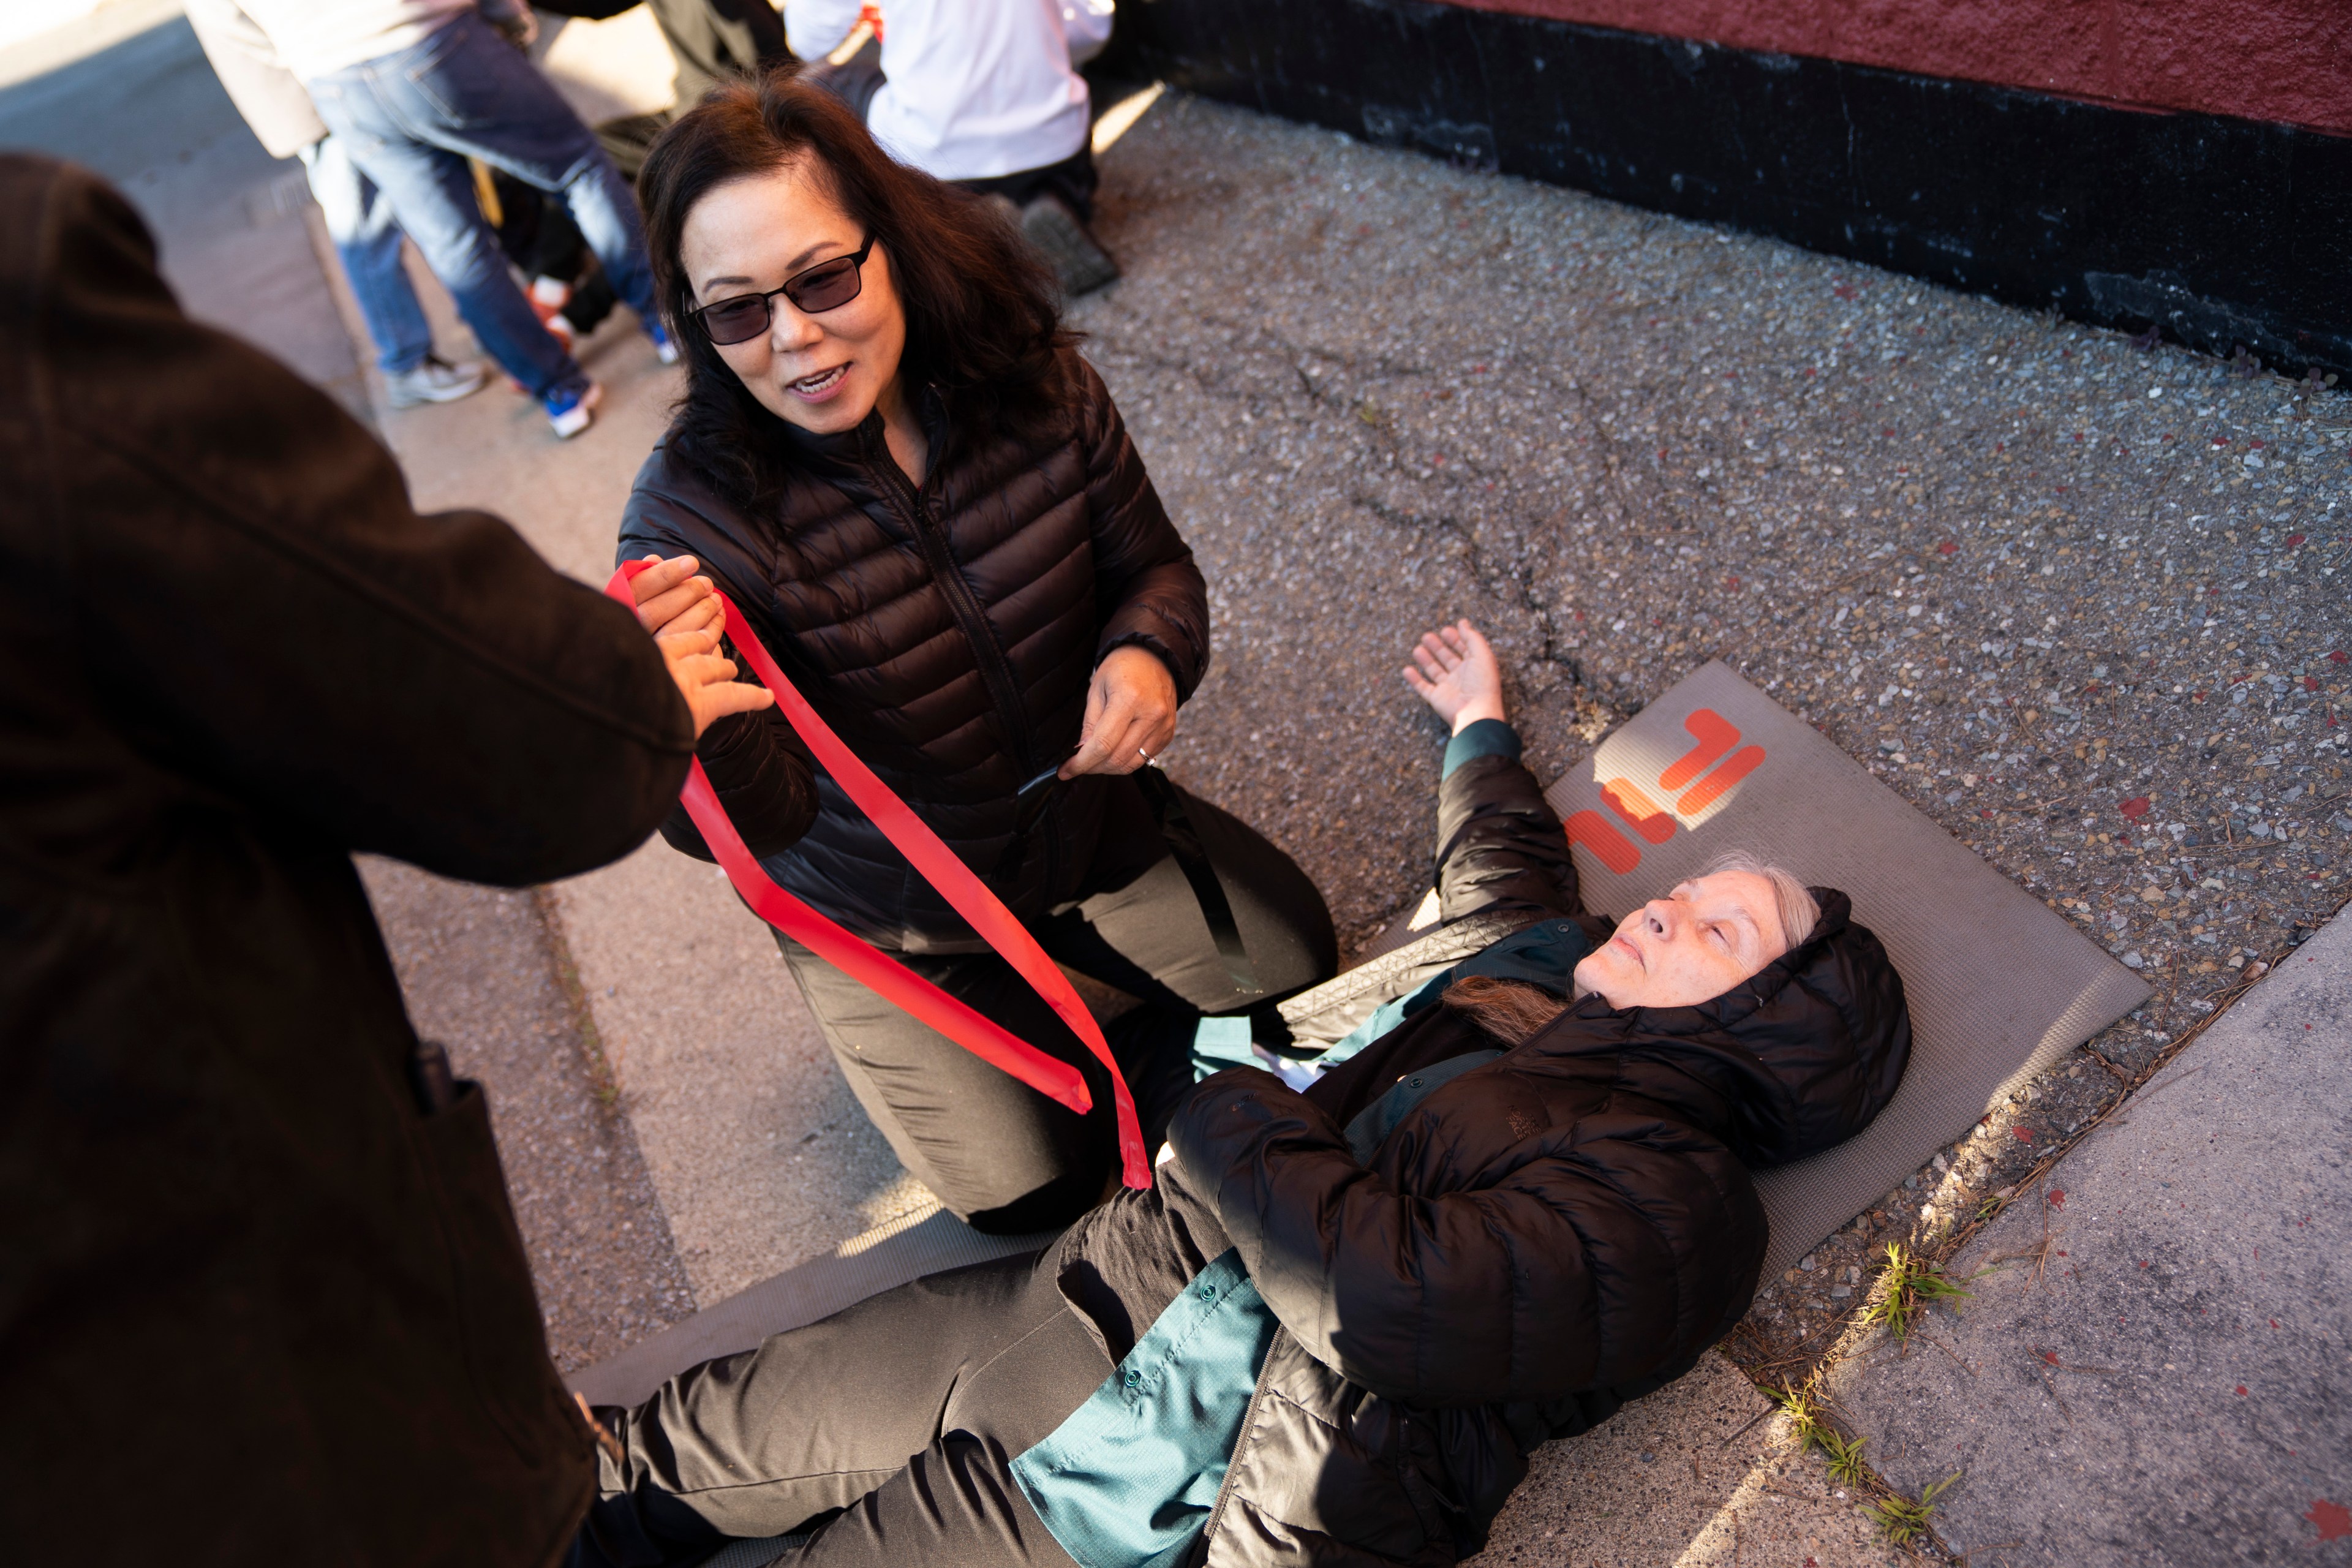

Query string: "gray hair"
[[1698, 850, 1821, 954]]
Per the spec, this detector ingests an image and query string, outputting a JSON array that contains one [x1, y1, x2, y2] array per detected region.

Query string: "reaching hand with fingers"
[[631, 553, 774, 737], [1060, 645, 1180, 778], [659, 625, 775, 739], [1402, 618, 1507, 733], [630, 551, 723, 640]]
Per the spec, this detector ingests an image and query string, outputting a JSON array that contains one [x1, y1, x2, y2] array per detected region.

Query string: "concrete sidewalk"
[[1825, 908, 2350, 1564], [346, 72, 2351, 1568], [10, 4, 2342, 1556]]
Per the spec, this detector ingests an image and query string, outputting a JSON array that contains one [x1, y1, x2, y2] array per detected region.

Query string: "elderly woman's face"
[[1574, 870, 1792, 1009], [678, 157, 906, 437]]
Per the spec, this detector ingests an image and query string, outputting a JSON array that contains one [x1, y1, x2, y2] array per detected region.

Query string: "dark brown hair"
[[636, 68, 1076, 509], [1441, 974, 1569, 1047]]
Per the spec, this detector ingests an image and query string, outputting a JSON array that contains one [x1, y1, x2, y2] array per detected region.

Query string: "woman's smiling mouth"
[[786, 363, 851, 400]]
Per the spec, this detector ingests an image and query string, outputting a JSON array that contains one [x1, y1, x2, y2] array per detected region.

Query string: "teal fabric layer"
[[1011, 1250, 1277, 1568], [1196, 915, 1598, 1085], [1441, 717, 1522, 779]]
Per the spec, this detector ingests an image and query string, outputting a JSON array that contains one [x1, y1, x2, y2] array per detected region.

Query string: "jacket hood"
[[1555, 889, 1912, 1167]]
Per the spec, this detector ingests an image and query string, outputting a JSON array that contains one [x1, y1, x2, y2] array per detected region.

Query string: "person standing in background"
[[791, 0, 1122, 296], [184, 0, 490, 410], [532, 0, 794, 178], [0, 151, 774, 1566], [236, 0, 678, 438]]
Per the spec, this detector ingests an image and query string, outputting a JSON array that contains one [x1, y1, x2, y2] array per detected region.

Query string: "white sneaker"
[[383, 355, 489, 409], [541, 377, 603, 440]]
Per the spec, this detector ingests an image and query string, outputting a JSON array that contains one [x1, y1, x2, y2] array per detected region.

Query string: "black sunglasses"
[[690, 235, 875, 346]]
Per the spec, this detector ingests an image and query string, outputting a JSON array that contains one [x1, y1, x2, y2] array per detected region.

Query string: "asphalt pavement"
[[7, 7, 2346, 1559]]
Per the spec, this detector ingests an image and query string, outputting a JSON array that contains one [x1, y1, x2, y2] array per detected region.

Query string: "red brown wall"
[[1439, 0, 2352, 135]]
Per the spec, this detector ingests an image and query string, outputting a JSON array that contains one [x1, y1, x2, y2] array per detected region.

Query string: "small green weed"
[[1866, 1472, 1959, 1545], [1765, 1379, 1826, 1446], [1864, 1242, 1972, 1342], [1819, 1427, 1870, 1487], [1765, 1379, 1869, 1484]]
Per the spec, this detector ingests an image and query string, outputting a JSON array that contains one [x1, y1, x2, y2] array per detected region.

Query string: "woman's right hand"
[[630, 552, 725, 642], [631, 553, 774, 738]]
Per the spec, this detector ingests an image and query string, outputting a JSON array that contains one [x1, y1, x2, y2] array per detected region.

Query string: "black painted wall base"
[[1101, 0, 2352, 380]]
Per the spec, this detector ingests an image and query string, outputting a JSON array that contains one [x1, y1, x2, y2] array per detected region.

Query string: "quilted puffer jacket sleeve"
[[1435, 750, 1582, 923], [619, 480, 820, 864], [1072, 355, 1210, 698], [1166, 1064, 1764, 1409]]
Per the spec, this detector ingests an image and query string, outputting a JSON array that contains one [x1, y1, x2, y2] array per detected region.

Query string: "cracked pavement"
[[1078, 89, 2349, 1370]]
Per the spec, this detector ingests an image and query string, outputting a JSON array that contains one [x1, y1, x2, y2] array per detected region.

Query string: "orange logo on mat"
[[1566, 708, 1768, 875]]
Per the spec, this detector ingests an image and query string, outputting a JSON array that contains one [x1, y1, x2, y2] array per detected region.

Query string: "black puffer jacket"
[[1118, 748, 1911, 1566], [618, 349, 1208, 951]]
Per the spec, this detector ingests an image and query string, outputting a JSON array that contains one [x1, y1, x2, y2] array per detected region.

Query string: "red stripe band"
[[608, 560, 1150, 1191]]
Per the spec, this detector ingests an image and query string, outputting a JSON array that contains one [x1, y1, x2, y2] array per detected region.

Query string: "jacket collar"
[[778, 383, 951, 478]]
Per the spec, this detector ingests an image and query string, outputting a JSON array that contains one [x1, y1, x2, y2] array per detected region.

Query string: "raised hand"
[[658, 620, 775, 739], [1060, 645, 1180, 778], [629, 554, 773, 737], [629, 552, 725, 643], [1401, 618, 1507, 734]]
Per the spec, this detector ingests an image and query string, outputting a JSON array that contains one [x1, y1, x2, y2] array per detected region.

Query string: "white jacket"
[[786, 0, 1102, 181]]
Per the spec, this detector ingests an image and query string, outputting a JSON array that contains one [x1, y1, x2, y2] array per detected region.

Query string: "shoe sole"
[[383, 369, 489, 410], [547, 380, 604, 440]]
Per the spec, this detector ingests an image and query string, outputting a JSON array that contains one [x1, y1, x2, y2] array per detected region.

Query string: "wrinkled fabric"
[[0, 157, 692, 1565], [1150, 752, 1913, 1567], [621, 349, 1208, 952], [1012, 1250, 1276, 1568]]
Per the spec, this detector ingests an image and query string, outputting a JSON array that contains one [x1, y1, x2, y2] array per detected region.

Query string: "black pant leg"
[[778, 937, 1120, 1232], [575, 1251, 1107, 1567], [953, 144, 1102, 222], [802, 39, 886, 122], [783, 1288, 1109, 1568], [1046, 779, 1338, 1016]]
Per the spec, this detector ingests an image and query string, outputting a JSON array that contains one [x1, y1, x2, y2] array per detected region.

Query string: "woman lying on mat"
[[617, 70, 1335, 1235], [568, 620, 1912, 1568]]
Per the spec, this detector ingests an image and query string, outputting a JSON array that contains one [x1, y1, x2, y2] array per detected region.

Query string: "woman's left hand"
[[1061, 646, 1178, 778]]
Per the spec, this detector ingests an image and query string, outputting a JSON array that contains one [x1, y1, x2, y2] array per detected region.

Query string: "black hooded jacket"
[[1053, 744, 1912, 1567]]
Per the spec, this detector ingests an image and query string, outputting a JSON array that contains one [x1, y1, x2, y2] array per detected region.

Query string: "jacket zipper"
[[1197, 1332, 1283, 1563], [863, 423, 1054, 894]]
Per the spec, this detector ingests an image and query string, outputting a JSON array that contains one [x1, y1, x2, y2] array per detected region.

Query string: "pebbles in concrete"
[[1825, 912, 2351, 1562], [360, 858, 696, 1371], [1470, 1352, 1898, 1567]]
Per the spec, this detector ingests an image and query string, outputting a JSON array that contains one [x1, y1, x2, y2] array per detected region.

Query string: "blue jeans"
[[298, 135, 432, 374], [305, 11, 660, 396]]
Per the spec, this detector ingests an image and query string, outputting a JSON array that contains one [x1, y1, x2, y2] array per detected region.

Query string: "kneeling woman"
[[622, 74, 1336, 1232], [573, 620, 1913, 1568]]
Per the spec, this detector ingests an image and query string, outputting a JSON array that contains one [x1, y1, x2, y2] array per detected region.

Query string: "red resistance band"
[[607, 560, 1151, 1191]]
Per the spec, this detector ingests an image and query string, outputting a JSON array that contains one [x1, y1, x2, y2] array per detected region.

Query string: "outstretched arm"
[[1401, 620, 1580, 922], [619, 549, 816, 864], [29, 162, 693, 886]]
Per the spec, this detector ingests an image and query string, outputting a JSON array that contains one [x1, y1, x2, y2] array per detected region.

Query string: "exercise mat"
[[568, 1208, 1053, 1410], [1540, 660, 2149, 1278]]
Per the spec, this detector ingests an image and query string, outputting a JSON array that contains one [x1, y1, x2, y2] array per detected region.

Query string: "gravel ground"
[[1077, 92, 2350, 1370], [360, 859, 698, 1372]]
